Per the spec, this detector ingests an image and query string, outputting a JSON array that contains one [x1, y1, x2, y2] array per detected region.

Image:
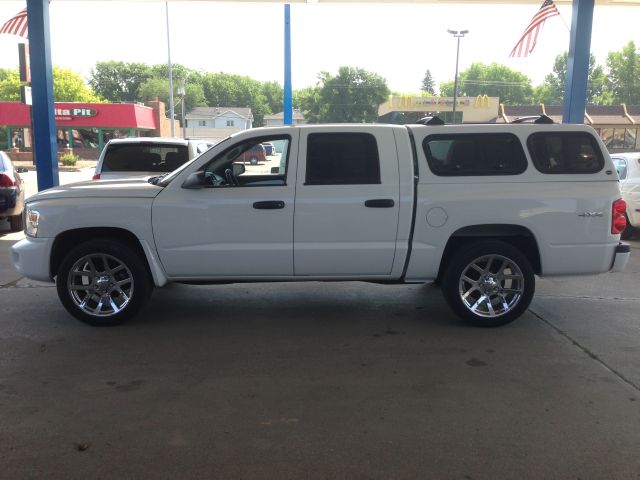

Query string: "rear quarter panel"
[[405, 124, 622, 279]]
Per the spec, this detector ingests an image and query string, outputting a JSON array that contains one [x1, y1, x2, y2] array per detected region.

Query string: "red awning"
[[0, 102, 157, 129]]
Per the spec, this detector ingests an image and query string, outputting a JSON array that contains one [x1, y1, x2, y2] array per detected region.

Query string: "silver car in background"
[[93, 137, 215, 180], [612, 152, 640, 237]]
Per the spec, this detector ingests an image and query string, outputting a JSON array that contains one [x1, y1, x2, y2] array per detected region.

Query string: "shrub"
[[59, 152, 79, 166]]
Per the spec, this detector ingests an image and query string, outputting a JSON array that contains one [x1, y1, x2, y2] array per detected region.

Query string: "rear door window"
[[102, 143, 189, 172], [423, 133, 527, 176], [528, 132, 604, 174], [305, 133, 380, 185]]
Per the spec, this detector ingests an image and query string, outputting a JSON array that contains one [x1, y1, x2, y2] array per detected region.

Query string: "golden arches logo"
[[474, 95, 490, 108], [398, 95, 414, 108]]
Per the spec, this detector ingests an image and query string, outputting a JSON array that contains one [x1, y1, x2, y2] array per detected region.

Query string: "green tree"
[[0, 67, 100, 102], [53, 67, 101, 102], [262, 81, 284, 114], [532, 52, 609, 105], [0, 68, 21, 101], [420, 69, 435, 95], [88, 61, 153, 102], [200, 73, 271, 126], [150, 63, 199, 84], [294, 86, 322, 123], [606, 41, 640, 105], [440, 62, 533, 105], [301, 66, 390, 123], [137, 77, 206, 114]]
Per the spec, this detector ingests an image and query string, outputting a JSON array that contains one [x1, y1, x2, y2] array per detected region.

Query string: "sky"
[[0, 1, 638, 94]]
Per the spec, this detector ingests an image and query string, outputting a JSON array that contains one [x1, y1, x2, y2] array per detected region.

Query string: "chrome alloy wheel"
[[67, 253, 134, 317], [458, 254, 525, 318]]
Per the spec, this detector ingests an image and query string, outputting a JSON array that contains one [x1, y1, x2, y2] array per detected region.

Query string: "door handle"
[[364, 199, 395, 208], [253, 200, 285, 209]]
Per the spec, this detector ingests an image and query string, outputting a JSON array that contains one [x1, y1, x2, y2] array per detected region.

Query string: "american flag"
[[0, 8, 28, 38], [510, 0, 560, 57]]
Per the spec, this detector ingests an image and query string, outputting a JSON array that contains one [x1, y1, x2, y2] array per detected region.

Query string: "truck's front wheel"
[[441, 240, 534, 327], [56, 239, 152, 326]]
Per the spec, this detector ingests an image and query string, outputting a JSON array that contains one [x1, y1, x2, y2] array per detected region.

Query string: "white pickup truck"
[[11, 120, 631, 327]]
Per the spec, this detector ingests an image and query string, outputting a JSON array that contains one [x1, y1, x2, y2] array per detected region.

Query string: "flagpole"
[[165, 1, 175, 137]]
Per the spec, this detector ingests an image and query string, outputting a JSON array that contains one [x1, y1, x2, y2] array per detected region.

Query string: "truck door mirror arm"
[[182, 171, 206, 189]]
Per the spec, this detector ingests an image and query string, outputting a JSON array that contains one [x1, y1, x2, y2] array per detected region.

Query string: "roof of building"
[[499, 104, 638, 126], [264, 111, 306, 120], [186, 107, 253, 120]]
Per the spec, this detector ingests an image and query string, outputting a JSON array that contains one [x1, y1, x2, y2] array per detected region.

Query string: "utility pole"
[[447, 29, 468, 124]]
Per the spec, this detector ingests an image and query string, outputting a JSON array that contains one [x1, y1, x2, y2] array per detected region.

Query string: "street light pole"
[[447, 29, 468, 124], [178, 83, 186, 139], [165, 1, 175, 137]]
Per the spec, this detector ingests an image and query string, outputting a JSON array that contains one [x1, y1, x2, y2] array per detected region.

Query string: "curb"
[[16, 165, 95, 173]]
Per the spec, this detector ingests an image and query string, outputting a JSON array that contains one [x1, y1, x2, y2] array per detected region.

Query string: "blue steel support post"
[[283, 4, 293, 125], [562, 0, 594, 124], [26, 0, 58, 190]]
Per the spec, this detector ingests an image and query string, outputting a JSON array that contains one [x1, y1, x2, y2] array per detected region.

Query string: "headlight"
[[25, 208, 40, 237]]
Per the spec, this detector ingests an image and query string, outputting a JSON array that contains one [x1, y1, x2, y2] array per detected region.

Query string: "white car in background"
[[611, 152, 640, 236], [93, 137, 215, 180]]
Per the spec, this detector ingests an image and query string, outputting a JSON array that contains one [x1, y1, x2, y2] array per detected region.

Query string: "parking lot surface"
[[1, 172, 639, 478]]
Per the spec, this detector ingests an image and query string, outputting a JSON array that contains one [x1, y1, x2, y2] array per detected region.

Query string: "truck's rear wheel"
[[56, 239, 152, 326], [441, 240, 535, 327]]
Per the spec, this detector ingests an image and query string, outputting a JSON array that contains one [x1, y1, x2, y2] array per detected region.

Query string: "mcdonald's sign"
[[474, 95, 490, 108]]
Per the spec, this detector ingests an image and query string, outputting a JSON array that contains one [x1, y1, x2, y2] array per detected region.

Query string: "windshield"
[[158, 136, 233, 186]]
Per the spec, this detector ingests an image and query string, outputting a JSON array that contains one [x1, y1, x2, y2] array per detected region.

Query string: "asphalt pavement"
[[1, 172, 639, 478]]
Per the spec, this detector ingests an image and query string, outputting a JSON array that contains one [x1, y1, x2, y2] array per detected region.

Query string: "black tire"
[[441, 240, 535, 327], [621, 215, 636, 240], [249, 156, 259, 165], [56, 239, 153, 326], [9, 213, 23, 232]]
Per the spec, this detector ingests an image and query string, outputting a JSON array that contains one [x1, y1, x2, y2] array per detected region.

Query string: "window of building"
[[527, 132, 604, 174], [612, 129, 626, 149], [198, 120, 206, 127], [423, 133, 527, 176], [305, 133, 380, 185], [625, 128, 637, 149], [600, 128, 613, 149], [226, 120, 235, 127]]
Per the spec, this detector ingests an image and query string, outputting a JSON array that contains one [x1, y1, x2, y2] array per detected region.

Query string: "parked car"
[[93, 138, 215, 180], [0, 151, 25, 232], [262, 142, 276, 156], [612, 152, 640, 236], [236, 143, 266, 165]]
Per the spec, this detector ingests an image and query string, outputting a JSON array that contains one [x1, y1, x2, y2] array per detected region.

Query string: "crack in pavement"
[[0, 277, 24, 289], [0, 277, 54, 289], [529, 307, 640, 393], [536, 293, 640, 302]]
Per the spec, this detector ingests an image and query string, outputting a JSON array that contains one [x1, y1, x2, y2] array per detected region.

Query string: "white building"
[[184, 107, 253, 142], [264, 110, 307, 127]]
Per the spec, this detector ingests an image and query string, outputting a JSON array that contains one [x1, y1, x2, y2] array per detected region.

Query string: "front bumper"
[[610, 242, 631, 273], [10, 237, 55, 283], [626, 197, 640, 228]]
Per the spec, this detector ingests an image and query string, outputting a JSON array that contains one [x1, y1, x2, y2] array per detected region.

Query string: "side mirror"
[[182, 171, 205, 189], [232, 163, 245, 176]]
